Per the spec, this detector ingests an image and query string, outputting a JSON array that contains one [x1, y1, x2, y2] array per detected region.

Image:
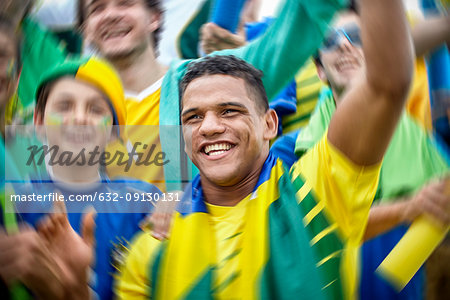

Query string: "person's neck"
[[331, 86, 344, 105], [201, 153, 268, 207], [110, 47, 168, 94]]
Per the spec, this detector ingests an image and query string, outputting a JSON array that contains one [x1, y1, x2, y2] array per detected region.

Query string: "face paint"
[[98, 115, 113, 128], [45, 112, 64, 126]]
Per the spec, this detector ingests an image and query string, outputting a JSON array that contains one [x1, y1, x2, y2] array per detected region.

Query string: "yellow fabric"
[[205, 199, 248, 298], [106, 88, 166, 191], [406, 58, 432, 131], [125, 89, 161, 126], [116, 137, 380, 299], [115, 231, 161, 300], [281, 59, 324, 133], [292, 135, 381, 299], [155, 164, 282, 299], [76, 58, 127, 126], [156, 212, 216, 299]]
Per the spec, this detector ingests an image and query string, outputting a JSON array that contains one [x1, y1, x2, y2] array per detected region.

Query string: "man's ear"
[[147, 10, 161, 33], [315, 63, 328, 83], [263, 109, 278, 141]]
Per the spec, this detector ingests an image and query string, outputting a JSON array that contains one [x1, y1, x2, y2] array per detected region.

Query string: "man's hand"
[[402, 178, 450, 225], [200, 22, 247, 54], [141, 191, 182, 240], [364, 178, 450, 241], [0, 200, 96, 299], [0, 225, 66, 299], [37, 202, 96, 299]]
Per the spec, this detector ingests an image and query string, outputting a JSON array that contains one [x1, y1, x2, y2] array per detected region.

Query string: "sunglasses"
[[321, 24, 362, 52]]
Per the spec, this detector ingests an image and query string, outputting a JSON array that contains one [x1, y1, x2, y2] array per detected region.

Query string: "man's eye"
[[183, 114, 201, 123], [119, 0, 136, 6], [223, 109, 238, 115], [88, 4, 104, 15], [188, 115, 200, 120]]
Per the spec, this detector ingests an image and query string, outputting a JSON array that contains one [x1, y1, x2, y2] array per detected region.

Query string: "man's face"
[[83, 0, 160, 59], [37, 77, 113, 154], [181, 75, 277, 187], [0, 30, 17, 109], [318, 12, 365, 94]]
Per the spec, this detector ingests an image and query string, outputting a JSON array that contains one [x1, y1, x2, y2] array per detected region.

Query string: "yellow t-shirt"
[[115, 136, 380, 299], [106, 78, 166, 191]]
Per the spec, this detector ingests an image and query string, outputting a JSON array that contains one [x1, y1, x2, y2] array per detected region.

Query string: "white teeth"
[[204, 143, 232, 155], [209, 150, 226, 156], [103, 28, 130, 39]]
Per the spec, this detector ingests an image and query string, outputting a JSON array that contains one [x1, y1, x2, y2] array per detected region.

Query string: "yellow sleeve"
[[114, 231, 161, 300], [292, 134, 381, 243]]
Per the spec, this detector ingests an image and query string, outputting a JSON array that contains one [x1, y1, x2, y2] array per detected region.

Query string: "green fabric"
[[259, 171, 331, 300], [290, 173, 344, 299], [17, 18, 67, 121], [36, 57, 88, 95], [54, 29, 83, 55], [294, 88, 450, 201], [149, 160, 329, 299], [159, 0, 346, 190], [151, 244, 215, 299], [1, 140, 31, 300], [177, 0, 212, 59], [150, 245, 165, 299], [295, 88, 335, 155]]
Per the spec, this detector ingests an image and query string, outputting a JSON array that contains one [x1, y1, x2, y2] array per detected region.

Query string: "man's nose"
[[100, 3, 123, 22], [198, 112, 226, 137]]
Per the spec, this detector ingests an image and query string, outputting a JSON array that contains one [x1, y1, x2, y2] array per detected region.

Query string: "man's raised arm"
[[328, 0, 414, 165]]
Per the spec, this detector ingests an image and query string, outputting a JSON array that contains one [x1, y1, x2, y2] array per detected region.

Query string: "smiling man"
[[74, 0, 347, 193], [181, 66, 272, 195], [116, 0, 414, 298]]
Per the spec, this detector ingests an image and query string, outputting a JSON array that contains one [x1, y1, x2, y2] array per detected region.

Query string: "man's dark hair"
[[77, 0, 163, 51], [180, 55, 269, 113]]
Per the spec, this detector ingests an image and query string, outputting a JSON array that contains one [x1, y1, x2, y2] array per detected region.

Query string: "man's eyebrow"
[[86, 0, 99, 9], [182, 102, 249, 116], [181, 107, 198, 117], [181, 102, 247, 116], [217, 102, 247, 109]]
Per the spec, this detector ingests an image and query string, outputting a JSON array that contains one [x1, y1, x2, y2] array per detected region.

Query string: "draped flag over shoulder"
[[148, 154, 342, 300]]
